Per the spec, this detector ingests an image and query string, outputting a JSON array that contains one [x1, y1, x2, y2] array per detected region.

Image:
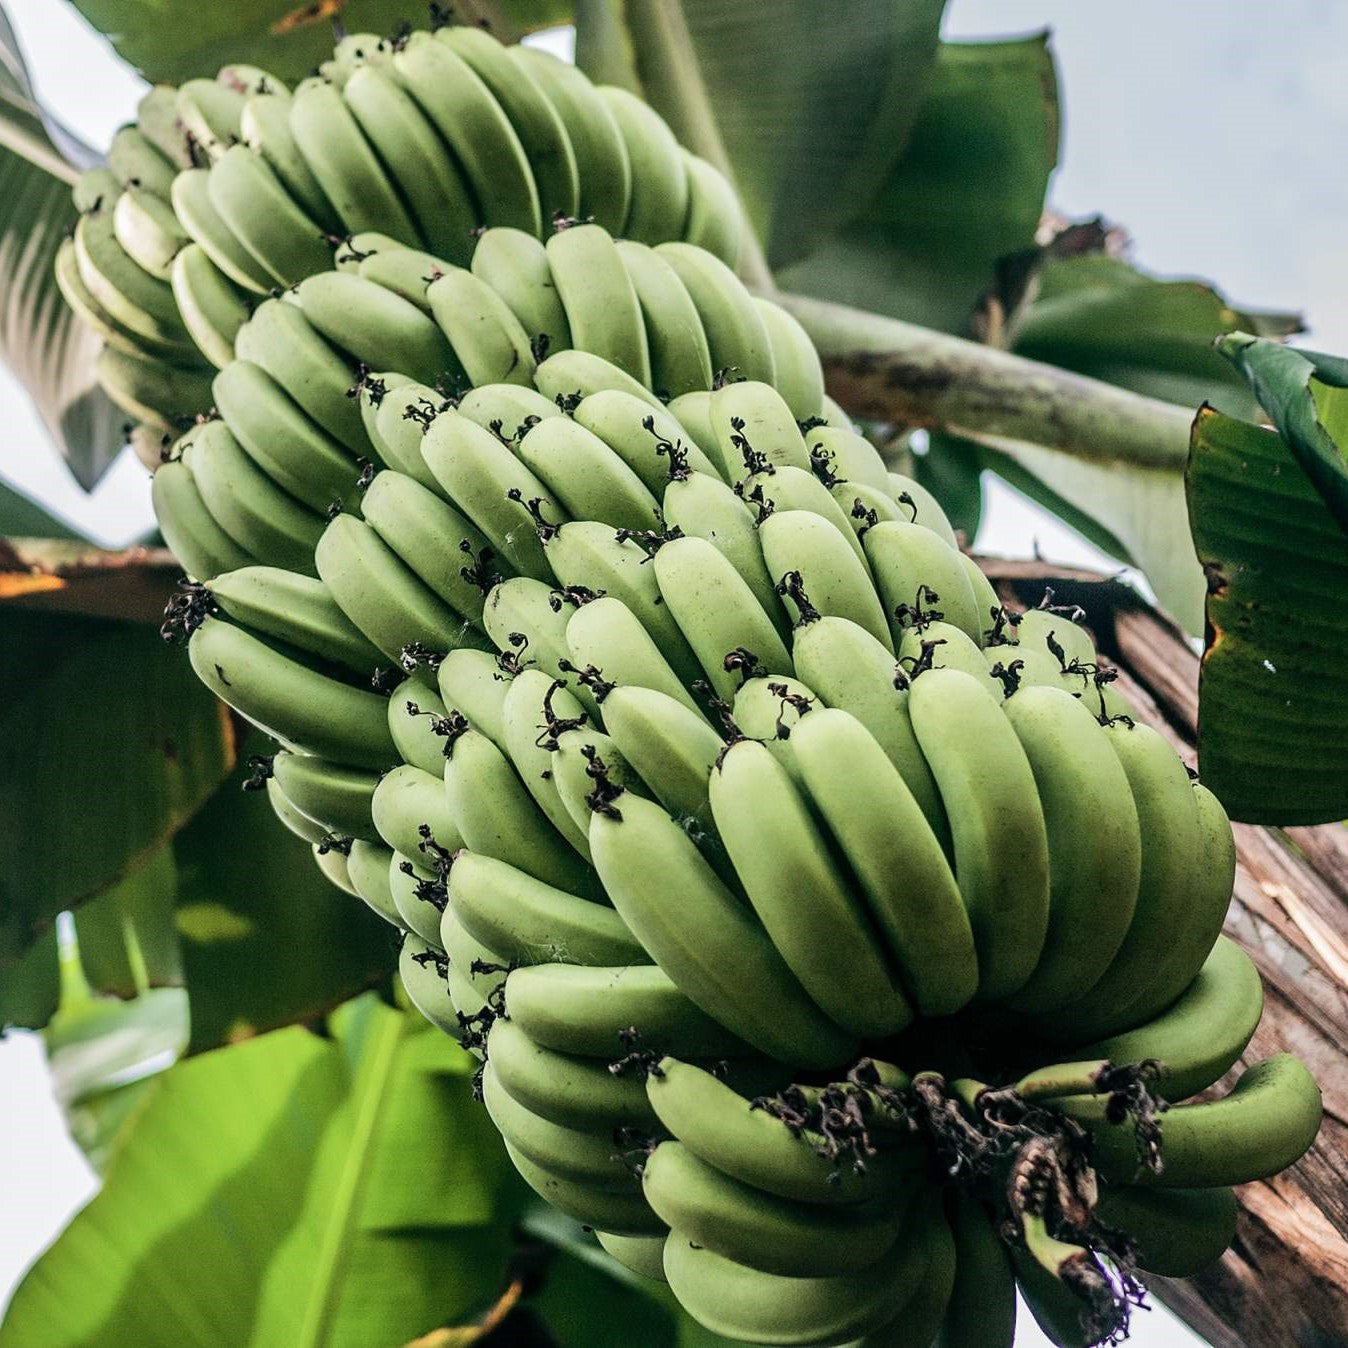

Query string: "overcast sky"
[[3, 2, 1336, 1341]]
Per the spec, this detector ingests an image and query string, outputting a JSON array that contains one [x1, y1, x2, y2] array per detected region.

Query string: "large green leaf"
[[583, 0, 946, 269], [1187, 408, 1348, 826], [66, 1, 573, 85], [0, 997, 518, 1347], [0, 5, 125, 490], [173, 737, 397, 1053], [778, 35, 1058, 332], [0, 610, 234, 967]]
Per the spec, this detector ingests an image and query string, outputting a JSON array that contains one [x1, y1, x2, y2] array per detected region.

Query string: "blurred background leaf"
[[0, 996, 521, 1347]]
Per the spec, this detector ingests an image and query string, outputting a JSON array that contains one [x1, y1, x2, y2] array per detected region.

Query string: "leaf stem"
[[775, 290, 1194, 471]]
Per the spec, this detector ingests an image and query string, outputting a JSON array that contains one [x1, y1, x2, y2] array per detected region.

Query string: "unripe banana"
[[448, 850, 645, 968], [240, 90, 340, 232], [97, 346, 213, 429], [203, 566, 380, 674], [344, 839, 400, 926], [152, 459, 254, 580], [740, 464, 865, 563], [135, 86, 192, 170], [504, 964, 748, 1060], [710, 379, 810, 479], [267, 774, 327, 845], [887, 470, 958, 548], [863, 520, 982, 646], [511, 46, 630, 232], [504, 1140, 663, 1236], [389, 853, 446, 948], [679, 150, 743, 269], [642, 1140, 901, 1278], [170, 167, 273, 294], [482, 577, 579, 694], [399, 934, 462, 1037], [595, 1231, 667, 1284], [710, 738, 911, 1039], [614, 239, 714, 399], [599, 86, 689, 245], [469, 227, 571, 352], [169, 243, 249, 370], [545, 222, 652, 387], [730, 674, 817, 785], [804, 424, 891, 495], [533, 348, 663, 412], [589, 788, 857, 1068], [270, 751, 378, 840], [455, 382, 562, 439], [908, 667, 1051, 1002], [572, 389, 723, 492], [74, 209, 190, 347], [901, 620, 1005, 701], [549, 726, 643, 839], [113, 186, 188, 279], [360, 470, 495, 628], [1094, 1186, 1238, 1278], [370, 762, 463, 860], [187, 615, 396, 768], [752, 298, 825, 421], [367, 378, 455, 493], [937, 1193, 1017, 1348], [108, 124, 178, 197], [437, 648, 512, 748], [175, 79, 245, 162]]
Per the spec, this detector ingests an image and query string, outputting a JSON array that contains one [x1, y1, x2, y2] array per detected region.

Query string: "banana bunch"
[[59, 24, 745, 442]]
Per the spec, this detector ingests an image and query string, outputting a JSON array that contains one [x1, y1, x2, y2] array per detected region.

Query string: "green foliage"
[[66, 0, 574, 84], [1186, 343, 1348, 824], [0, 997, 520, 1347]]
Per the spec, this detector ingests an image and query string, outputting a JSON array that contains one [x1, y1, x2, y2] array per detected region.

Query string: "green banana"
[[316, 513, 478, 671], [662, 1193, 940, 1347], [367, 378, 454, 493], [439, 26, 579, 225], [175, 79, 245, 162], [1074, 936, 1263, 1103], [355, 244, 449, 312], [759, 509, 892, 651], [313, 842, 359, 897], [370, 762, 463, 860], [240, 91, 340, 232], [887, 470, 958, 548], [642, 1140, 901, 1278], [533, 348, 663, 411], [598, 86, 689, 245], [936, 1193, 1017, 1348], [232, 297, 368, 454], [549, 725, 643, 839], [55, 235, 164, 359], [112, 186, 187, 278], [1002, 685, 1143, 1015], [294, 271, 458, 387], [790, 615, 949, 849], [455, 381, 562, 439], [752, 298, 825, 421], [481, 1061, 636, 1190], [615, 239, 714, 400], [107, 124, 177, 198], [1070, 1054, 1321, 1188], [740, 464, 865, 564], [391, 31, 540, 235], [267, 774, 327, 845], [346, 839, 400, 926], [710, 737, 911, 1039], [170, 167, 274, 294], [399, 935, 462, 1037], [287, 76, 419, 242], [504, 963, 748, 1060], [653, 535, 793, 701], [448, 849, 645, 968], [437, 647, 512, 747], [386, 677, 449, 775], [595, 1231, 667, 1283], [151, 459, 254, 580], [542, 522, 701, 685], [902, 621, 1005, 701], [207, 143, 331, 285], [731, 674, 817, 786], [1039, 720, 1206, 1042], [515, 416, 660, 533], [442, 726, 589, 893], [470, 227, 571, 352], [270, 750, 378, 839], [589, 787, 858, 1068], [426, 264, 535, 389], [501, 669, 594, 856], [804, 425, 891, 495], [791, 708, 977, 1018], [546, 222, 652, 388], [187, 615, 396, 768], [169, 243, 249, 370], [504, 1140, 663, 1237], [96, 346, 213, 429], [203, 566, 381, 674], [655, 243, 775, 385], [482, 576, 577, 690], [342, 62, 478, 263], [486, 1016, 657, 1132], [74, 208, 190, 347], [1094, 1185, 1238, 1278], [679, 150, 743, 268], [563, 595, 705, 717], [664, 389, 721, 464], [710, 379, 811, 478], [212, 360, 363, 514], [360, 469, 495, 628], [645, 1058, 913, 1207], [662, 469, 783, 625], [389, 853, 448, 948], [863, 520, 981, 645], [572, 389, 723, 493], [959, 554, 1001, 642], [908, 667, 1051, 1002], [511, 46, 630, 233], [135, 86, 192, 169]]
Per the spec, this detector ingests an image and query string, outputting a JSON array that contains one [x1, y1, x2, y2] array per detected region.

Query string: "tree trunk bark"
[[984, 558, 1348, 1348]]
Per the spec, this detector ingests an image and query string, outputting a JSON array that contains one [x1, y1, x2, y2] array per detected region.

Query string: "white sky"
[[1, 1, 1333, 1341]]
